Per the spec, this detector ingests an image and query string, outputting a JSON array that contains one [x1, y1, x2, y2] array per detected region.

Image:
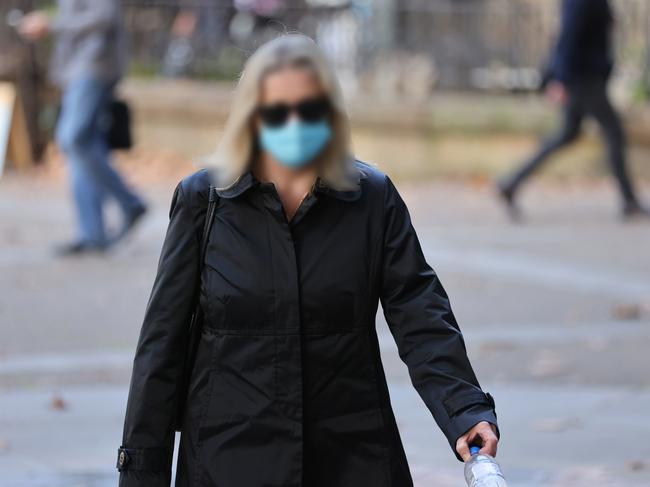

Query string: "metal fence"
[[2, 0, 650, 95], [121, 0, 650, 95]]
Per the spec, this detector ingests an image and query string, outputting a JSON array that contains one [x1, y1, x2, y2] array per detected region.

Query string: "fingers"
[[455, 435, 471, 462], [477, 426, 499, 457], [457, 421, 499, 461]]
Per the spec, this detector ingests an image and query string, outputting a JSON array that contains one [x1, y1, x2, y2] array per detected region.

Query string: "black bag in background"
[[108, 99, 133, 150]]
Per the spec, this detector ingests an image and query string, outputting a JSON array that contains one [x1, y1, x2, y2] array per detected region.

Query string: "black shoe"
[[126, 204, 148, 230], [621, 201, 650, 220], [53, 240, 108, 257], [496, 182, 522, 222], [113, 204, 148, 243]]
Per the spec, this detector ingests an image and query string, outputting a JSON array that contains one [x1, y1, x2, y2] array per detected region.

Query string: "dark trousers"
[[503, 79, 638, 205]]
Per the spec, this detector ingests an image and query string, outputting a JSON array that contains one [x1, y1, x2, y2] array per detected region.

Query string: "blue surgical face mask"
[[259, 119, 332, 169]]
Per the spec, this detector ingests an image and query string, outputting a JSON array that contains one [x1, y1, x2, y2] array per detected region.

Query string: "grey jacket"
[[50, 0, 127, 88]]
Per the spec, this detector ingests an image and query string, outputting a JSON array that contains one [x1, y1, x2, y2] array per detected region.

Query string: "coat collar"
[[213, 170, 256, 199], [213, 164, 366, 202]]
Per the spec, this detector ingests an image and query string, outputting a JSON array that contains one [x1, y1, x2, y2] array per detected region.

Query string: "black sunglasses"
[[258, 96, 331, 128]]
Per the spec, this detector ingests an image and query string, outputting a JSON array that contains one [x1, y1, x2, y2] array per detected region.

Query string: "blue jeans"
[[55, 77, 143, 246]]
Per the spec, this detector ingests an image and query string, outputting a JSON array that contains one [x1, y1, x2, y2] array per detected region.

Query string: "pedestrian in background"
[[498, 0, 648, 220], [19, 1, 147, 255]]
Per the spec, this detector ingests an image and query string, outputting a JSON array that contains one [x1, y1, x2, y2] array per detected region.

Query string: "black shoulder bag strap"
[[175, 185, 218, 432]]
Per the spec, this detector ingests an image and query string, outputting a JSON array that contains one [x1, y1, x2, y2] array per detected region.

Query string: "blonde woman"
[[117, 34, 499, 487]]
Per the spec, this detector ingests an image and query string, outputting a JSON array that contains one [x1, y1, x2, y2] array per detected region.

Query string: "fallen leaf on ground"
[[611, 303, 642, 321], [50, 393, 67, 411]]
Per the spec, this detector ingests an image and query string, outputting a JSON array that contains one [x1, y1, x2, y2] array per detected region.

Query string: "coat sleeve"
[[378, 176, 498, 461], [551, 0, 589, 83], [118, 182, 202, 486]]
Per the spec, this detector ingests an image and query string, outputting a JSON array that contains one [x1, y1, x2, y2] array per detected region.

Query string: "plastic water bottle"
[[464, 446, 507, 487]]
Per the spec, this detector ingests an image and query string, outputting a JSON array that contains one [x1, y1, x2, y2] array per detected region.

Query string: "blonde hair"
[[207, 34, 357, 191]]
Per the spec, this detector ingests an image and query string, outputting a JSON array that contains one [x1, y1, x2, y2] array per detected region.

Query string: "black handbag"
[[108, 99, 133, 150], [174, 185, 219, 431]]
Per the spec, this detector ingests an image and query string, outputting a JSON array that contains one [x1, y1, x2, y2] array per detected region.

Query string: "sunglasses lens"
[[259, 98, 330, 127], [296, 98, 330, 123], [259, 104, 290, 127]]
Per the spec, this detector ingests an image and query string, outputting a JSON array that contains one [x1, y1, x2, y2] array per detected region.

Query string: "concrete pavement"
[[1, 172, 649, 486]]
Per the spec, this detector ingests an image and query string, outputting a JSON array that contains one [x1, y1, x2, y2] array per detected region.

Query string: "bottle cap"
[[469, 446, 481, 456]]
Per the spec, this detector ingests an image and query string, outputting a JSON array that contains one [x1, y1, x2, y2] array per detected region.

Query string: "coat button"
[[117, 448, 130, 471]]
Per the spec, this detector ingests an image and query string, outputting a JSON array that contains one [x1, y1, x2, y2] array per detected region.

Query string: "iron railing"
[[1, 0, 650, 94]]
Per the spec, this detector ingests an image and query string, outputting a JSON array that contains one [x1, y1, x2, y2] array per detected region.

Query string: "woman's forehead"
[[260, 67, 324, 104]]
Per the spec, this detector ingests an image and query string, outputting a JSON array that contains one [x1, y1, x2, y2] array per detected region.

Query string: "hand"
[[18, 11, 49, 41], [545, 80, 568, 106], [455, 421, 498, 462]]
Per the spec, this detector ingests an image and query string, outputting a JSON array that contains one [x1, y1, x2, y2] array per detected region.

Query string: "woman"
[[118, 34, 499, 487]]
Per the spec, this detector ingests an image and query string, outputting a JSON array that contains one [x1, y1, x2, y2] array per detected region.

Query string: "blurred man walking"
[[19, 1, 147, 255], [498, 0, 647, 220]]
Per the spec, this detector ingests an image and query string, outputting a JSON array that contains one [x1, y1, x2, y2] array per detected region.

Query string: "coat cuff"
[[116, 446, 172, 472], [117, 446, 172, 487], [118, 470, 172, 487], [443, 391, 499, 461]]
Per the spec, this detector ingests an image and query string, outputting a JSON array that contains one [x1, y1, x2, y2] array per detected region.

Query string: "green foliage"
[[631, 81, 650, 104]]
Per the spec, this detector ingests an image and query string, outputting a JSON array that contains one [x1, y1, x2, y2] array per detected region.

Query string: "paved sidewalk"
[[1, 173, 649, 486], [2, 382, 649, 487]]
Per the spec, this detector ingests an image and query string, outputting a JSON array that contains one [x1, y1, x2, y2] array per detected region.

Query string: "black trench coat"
[[118, 161, 498, 487]]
